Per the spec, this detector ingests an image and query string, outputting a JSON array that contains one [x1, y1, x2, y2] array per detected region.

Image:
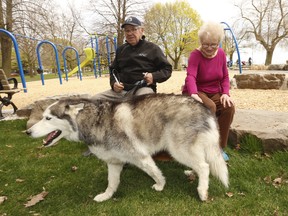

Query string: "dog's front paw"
[[152, 182, 165, 191], [184, 170, 196, 176], [93, 193, 112, 202], [197, 188, 208, 201]]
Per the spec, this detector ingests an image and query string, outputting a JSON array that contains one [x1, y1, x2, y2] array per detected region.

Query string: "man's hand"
[[113, 82, 124, 93], [143, 72, 153, 85]]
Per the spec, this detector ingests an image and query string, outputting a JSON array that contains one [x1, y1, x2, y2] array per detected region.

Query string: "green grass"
[[0, 120, 287, 215], [238, 134, 264, 154]]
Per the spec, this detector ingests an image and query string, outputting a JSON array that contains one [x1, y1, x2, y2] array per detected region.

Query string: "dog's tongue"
[[43, 130, 61, 146]]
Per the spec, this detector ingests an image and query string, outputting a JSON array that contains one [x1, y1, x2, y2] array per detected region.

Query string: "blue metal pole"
[[0, 29, 27, 92], [13, 33, 42, 42], [221, 22, 242, 74], [36, 40, 63, 85], [36, 45, 45, 85], [95, 35, 102, 77], [90, 34, 97, 78], [90, 34, 94, 49], [62, 52, 69, 81], [106, 34, 111, 65], [113, 33, 117, 51], [13, 33, 66, 48], [62, 46, 82, 81]]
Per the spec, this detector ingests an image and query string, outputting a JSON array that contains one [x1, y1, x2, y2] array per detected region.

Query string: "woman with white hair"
[[182, 21, 235, 161]]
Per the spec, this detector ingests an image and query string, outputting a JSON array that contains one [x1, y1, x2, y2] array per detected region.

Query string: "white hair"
[[198, 21, 224, 43]]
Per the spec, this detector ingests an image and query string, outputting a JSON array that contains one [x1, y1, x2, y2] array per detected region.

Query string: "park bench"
[[0, 69, 22, 119]]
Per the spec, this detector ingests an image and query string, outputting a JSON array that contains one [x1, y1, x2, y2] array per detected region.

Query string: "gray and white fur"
[[26, 93, 229, 202]]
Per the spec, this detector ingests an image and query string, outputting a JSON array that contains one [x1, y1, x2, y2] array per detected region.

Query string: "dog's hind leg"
[[195, 162, 210, 201], [182, 159, 210, 201], [94, 163, 124, 202], [171, 149, 210, 201], [133, 156, 166, 191]]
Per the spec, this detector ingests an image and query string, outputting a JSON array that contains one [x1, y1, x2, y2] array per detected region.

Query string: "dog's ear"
[[65, 103, 85, 115]]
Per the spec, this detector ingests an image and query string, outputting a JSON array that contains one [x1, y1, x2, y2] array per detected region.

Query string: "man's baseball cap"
[[121, 16, 142, 28]]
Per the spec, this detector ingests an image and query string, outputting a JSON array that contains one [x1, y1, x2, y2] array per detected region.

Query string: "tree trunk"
[[265, 48, 274, 66], [0, 35, 12, 76], [174, 57, 180, 70], [117, 32, 124, 46], [0, 0, 13, 77]]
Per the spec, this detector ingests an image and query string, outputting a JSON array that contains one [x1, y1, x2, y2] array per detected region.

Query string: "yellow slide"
[[67, 48, 95, 77]]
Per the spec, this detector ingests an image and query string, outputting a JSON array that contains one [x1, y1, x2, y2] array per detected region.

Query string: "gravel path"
[[8, 71, 288, 113]]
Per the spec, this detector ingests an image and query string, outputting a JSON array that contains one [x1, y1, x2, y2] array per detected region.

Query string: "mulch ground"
[[5, 71, 288, 113]]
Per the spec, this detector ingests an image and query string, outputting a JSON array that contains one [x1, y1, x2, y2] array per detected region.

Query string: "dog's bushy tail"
[[205, 118, 229, 188], [206, 146, 229, 188]]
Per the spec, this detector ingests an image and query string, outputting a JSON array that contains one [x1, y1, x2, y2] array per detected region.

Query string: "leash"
[[129, 79, 147, 95], [111, 68, 148, 96]]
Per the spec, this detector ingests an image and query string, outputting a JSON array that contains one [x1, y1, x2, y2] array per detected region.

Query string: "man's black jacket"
[[110, 38, 172, 92]]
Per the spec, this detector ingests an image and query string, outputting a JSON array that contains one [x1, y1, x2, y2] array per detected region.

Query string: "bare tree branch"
[[236, 0, 288, 65]]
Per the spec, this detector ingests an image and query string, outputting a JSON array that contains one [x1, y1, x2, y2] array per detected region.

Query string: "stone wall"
[[229, 109, 288, 153], [267, 64, 288, 71], [233, 73, 288, 90]]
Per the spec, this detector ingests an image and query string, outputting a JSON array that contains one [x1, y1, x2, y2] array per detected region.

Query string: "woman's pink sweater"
[[182, 48, 230, 95]]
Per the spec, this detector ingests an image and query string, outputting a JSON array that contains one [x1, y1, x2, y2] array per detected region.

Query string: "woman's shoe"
[[221, 150, 229, 161]]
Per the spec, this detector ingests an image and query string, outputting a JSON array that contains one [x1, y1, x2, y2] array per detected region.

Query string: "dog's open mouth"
[[43, 130, 62, 146]]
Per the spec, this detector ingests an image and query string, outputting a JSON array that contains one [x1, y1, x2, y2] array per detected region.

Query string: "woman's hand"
[[191, 94, 203, 103], [220, 94, 234, 108]]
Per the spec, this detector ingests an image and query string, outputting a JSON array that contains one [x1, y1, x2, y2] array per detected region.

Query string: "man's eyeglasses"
[[201, 43, 219, 49], [124, 27, 139, 34]]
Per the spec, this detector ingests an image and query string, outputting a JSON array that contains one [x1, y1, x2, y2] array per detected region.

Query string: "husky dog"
[[26, 94, 228, 202]]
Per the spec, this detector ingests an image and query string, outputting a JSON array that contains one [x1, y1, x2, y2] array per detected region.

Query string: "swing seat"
[[0, 69, 22, 119]]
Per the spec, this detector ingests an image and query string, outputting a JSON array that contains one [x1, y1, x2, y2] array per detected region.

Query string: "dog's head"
[[26, 100, 85, 147]]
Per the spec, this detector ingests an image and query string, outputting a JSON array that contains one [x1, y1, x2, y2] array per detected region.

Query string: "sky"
[[176, 0, 239, 22], [60, 0, 287, 64], [60, 0, 240, 22]]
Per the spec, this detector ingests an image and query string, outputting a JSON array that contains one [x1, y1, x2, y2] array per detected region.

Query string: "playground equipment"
[[36, 40, 63, 85], [90, 34, 118, 77], [105, 35, 111, 65], [1, 29, 119, 91], [91, 34, 102, 77], [62, 46, 82, 81], [221, 22, 242, 74], [90, 35, 98, 78], [66, 48, 95, 78], [113, 33, 117, 52], [0, 29, 27, 92], [14, 33, 83, 82]]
